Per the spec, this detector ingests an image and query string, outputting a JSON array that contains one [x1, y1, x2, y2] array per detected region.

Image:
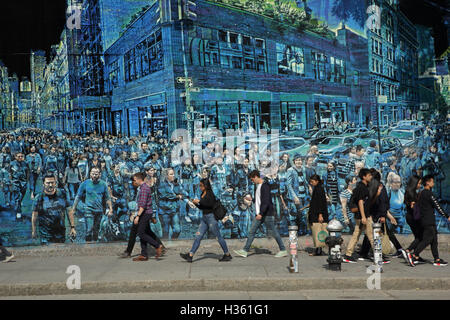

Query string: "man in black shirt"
[[343, 168, 374, 263], [406, 175, 449, 267]]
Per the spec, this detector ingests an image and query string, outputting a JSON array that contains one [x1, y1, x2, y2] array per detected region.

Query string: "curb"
[[2, 277, 450, 296]]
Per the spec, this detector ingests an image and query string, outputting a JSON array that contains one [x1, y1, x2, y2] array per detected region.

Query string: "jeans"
[[85, 212, 103, 242], [190, 213, 229, 255], [287, 200, 309, 235], [11, 184, 27, 214], [137, 214, 161, 257], [67, 183, 79, 202], [159, 211, 181, 239], [328, 203, 343, 222], [126, 218, 163, 254], [243, 216, 286, 252], [29, 172, 39, 195]]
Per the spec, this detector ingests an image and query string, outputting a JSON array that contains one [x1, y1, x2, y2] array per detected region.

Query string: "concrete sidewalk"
[[1, 237, 450, 297], [7, 234, 450, 258]]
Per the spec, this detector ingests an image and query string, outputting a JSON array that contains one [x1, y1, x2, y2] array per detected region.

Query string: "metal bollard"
[[325, 219, 344, 271], [372, 222, 383, 273], [288, 225, 299, 273]]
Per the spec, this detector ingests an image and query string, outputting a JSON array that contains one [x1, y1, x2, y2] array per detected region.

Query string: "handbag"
[[413, 192, 422, 221], [382, 223, 395, 255], [213, 198, 227, 221], [311, 223, 328, 248]]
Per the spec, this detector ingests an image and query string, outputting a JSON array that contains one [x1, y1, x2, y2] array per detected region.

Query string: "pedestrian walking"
[[307, 174, 329, 256], [180, 178, 232, 262], [403, 175, 424, 263], [406, 175, 449, 267], [129, 172, 163, 261], [342, 168, 375, 263], [234, 170, 287, 258]]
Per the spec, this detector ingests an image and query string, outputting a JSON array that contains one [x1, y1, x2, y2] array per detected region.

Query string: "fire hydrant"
[[288, 225, 299, 273], [325, 219, 344, 271], [372, 222, 383, 273]]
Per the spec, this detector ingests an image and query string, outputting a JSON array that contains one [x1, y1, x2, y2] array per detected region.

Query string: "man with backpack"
[[234, 170, 288, 258], [342, 168, 374, 263]]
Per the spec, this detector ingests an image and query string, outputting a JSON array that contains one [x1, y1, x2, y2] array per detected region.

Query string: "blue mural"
[[0, 0, 449, 247]]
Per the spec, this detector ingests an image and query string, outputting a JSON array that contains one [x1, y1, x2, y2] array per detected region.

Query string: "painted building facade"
[[105, 0, 371, 137]]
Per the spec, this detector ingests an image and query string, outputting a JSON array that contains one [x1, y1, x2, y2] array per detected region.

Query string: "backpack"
[[213, 197, 227, 221], [348, 192, 359, 213]]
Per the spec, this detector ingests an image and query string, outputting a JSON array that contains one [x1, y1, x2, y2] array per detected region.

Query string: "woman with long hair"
[[403, 175, 425, 263], [180, 178, 232, 263], [308, 174, 329, 256]]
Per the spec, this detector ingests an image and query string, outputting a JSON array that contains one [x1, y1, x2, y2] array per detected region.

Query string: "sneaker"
[[274, 250, 288, 258], [406, 252, 416, 267], [433, 259, 448, 267], [219, 254, 232, 262], [180, 252, 193, 263], [400, 249, 408, 262], [185, 216, 192, 223], [414, 257, 427, 265], [234, 249, 248, 258], [357, 255, 371, 261], [382, 257, 391, 264], [119, 251, 131, 258], [3, 254, 15, 263], [342, 255, 357, 263], [392, 250, 404, 258]]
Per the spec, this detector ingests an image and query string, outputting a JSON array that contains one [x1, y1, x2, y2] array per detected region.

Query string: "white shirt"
[[255, 183, 262, 215]]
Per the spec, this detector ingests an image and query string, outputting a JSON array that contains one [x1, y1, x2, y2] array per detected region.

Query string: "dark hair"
[[132, 172, 146, 182], [405, 175, 421, 201], [345, 175, 356, 187], [358, 168, 371, 180], [248, 170, 261, 179], [309, 174, 322, 184], [89, 166, 101, 174], [370, 140, 377, 148], [422, 175, 434, 185], [200, 178, 213, 192], [370, 168, 381, 182], [356, 145, 364, 152], [43, 173, 56, 182]]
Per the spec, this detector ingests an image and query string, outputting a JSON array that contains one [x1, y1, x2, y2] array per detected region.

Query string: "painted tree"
[[331, 0, 367, 27]]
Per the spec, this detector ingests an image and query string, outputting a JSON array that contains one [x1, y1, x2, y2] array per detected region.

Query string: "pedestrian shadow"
[[193, 252, 223, 262]]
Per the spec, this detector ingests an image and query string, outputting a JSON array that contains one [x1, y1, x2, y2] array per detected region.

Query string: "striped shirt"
[[340, 189, 352, 216]]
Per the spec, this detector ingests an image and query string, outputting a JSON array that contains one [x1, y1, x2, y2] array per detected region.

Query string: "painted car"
[[316, 135, 358, 160], [388, 127, 425, 147], [260, 137, 310, 160], [341, 127, 372, 138]]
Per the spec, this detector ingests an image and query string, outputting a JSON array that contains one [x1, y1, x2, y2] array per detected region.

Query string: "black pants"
[[359, 222, 402, 256], [405, 213, 424, 252], [414, 225, 439, 260], [126, 215, 163, 256]]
